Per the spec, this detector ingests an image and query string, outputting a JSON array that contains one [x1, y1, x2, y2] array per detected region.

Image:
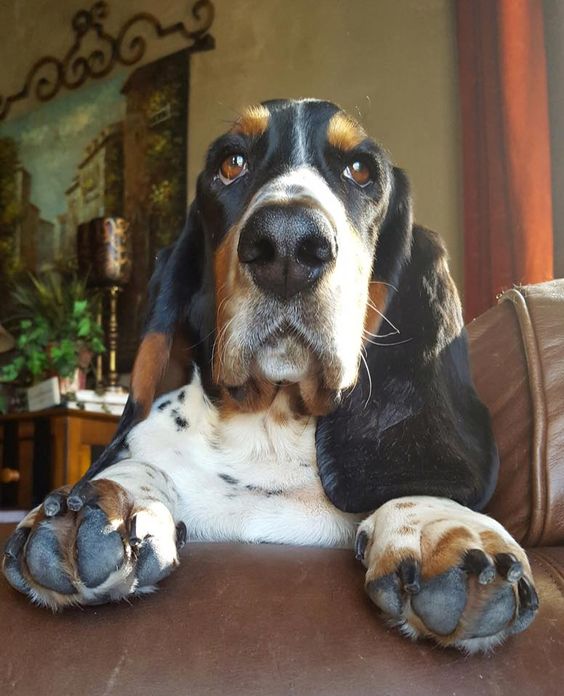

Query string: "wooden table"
[[0, 408, 119, 509]]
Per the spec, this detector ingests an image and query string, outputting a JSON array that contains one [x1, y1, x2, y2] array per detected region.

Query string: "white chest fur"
[[124, 371, 360, 547]]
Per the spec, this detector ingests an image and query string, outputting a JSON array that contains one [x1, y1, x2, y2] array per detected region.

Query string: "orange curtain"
[[457, 0, 554, 320]]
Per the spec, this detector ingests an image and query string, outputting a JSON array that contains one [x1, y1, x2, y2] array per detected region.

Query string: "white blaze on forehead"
[[240, 166, 350, 234], [293, 100, 308, 165]]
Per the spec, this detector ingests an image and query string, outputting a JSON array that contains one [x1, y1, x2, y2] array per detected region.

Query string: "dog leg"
[[355, 496, 538, 652], [2, 460, 185, 609]]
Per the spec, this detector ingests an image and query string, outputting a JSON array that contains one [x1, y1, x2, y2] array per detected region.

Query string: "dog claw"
[[355, 530, 369, 561], [129, 514, 141, 547], [463, 549, 496, 584], [67, 480, 98, 511], [44, 491, 67, 518], [399, 558, 420, 594], [3, 554, 31, 595], [175, 522, 187, 550], [495, 553, 523, 583], [4, 526, 30, 559], [518, 576, 539, 611], [67, 495, 85, 512], [3, 527, 32, 595], [44, 498, 61, 517]]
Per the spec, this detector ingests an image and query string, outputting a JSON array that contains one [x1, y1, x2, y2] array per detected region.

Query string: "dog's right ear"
[[69, 204, 213, 498], [371, 166, 413, 288]]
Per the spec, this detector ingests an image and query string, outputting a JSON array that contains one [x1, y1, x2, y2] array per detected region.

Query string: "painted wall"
[[0, 0, 463, 286]]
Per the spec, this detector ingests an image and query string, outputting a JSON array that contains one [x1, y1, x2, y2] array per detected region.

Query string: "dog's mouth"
[[222, 335, 345, 417], [214, 306, 359, 416], [212, 218, 372, 411], [253, 333, 313, 384]]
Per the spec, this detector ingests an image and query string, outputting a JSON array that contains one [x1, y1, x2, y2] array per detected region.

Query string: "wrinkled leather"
[[2, 279, 564, 695], [468, 299, 534, 543], [1, 531, 564, 696], [469, 279, 564, 546]]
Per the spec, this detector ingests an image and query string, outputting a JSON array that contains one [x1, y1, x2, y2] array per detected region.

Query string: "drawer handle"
[[0, 468, 20, 484]]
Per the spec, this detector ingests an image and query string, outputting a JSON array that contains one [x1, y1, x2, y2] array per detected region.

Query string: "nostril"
[[239, 236, 277, 264], [296, 236, 334, 268]]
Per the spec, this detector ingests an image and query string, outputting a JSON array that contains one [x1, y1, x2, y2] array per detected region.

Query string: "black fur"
[[316, 224, 498, 513], [219, 474, 239, 485]]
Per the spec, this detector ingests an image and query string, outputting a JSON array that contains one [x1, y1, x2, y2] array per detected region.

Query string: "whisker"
[[217, 324, 234, 373], [216, 102, 244, 120], [369, 280, 399, 292], [366, 301, 401, 335], [216, 293, 229, 317], [364, 337, 414, 347], [363, 331, 400, 342], [181, 294, 231, 354], [364, 325, 399, 338], [359, 349, 373, 409], [181, 327, 215, 353], [211, 315, 237, 379]]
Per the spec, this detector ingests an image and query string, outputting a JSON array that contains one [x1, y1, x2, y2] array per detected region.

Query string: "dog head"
[[130, 99, 413, 418], [84, 99, 489, 518]]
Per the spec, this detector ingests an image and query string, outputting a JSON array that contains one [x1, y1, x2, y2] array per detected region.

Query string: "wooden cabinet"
[[0, 409, 119, 509]]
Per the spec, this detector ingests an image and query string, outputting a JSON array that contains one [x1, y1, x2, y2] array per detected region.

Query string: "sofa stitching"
[[499, 289, 548, 546]]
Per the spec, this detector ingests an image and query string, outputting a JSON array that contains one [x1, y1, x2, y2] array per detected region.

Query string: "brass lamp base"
[[105, 285, 125, 393], [77, 216, 132, 392]]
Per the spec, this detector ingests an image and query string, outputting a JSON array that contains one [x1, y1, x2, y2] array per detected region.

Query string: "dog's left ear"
[[316, 168, 499, 515], [128, 203, 214, 420], [70, 203, 214, 494]]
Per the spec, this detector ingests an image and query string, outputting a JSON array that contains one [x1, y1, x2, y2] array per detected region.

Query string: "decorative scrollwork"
[[0, 0, 215, 121]]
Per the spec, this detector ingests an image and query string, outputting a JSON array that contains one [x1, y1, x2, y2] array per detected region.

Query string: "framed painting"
[[0, 1, 214, 371]]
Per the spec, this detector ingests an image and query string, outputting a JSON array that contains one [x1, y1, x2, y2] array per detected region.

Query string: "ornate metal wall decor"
[[0, 0, 215, 121]]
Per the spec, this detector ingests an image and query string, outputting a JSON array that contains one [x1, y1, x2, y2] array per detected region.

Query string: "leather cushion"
[[1, 529, 563, 696], [468, 278, 564, 546]]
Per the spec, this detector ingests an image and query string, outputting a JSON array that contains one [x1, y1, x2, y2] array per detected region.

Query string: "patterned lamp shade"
[[77, 217, 132, 287]]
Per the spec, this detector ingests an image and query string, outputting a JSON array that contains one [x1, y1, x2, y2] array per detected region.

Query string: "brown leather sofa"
[[1, 280, 563, 696]]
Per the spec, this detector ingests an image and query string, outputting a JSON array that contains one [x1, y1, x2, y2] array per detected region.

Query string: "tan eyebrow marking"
[[231, 105, 270, 138], [327, 111, 367, 151]]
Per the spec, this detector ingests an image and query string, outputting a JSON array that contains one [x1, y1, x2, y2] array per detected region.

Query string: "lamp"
[[77, 217, 132, 392]]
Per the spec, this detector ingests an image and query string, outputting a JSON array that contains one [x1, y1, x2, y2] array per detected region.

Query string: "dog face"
[[192, 99, 410, 415]]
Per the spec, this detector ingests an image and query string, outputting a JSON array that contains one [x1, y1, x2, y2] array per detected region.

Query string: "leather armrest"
[[1, 527, 564, 696], [468, 279, 564, 546]]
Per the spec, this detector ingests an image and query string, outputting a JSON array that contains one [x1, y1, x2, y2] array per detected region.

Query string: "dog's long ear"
[[316, 172, 499, 515], [371, 166, 414, 287], [362, 168, 413, 331], [129, 203, 214, 418], [73, 203, 213, 489]]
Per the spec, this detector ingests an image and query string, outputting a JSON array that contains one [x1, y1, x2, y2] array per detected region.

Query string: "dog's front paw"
[[2, 478, 185, 609], [356, 496, 539, 653]]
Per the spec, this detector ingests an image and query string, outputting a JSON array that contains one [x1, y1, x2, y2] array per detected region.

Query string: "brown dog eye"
[[343, 161, 372, 187], [219, 154, 247, 184]]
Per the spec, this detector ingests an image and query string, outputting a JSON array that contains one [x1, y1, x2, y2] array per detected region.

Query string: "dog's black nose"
[[238, 205, 336, 299]]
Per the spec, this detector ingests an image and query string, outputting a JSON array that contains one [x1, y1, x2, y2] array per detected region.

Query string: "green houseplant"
[[0, 271, 105, 391]]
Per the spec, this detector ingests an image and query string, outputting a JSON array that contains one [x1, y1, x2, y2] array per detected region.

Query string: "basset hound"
[[3, 99, 538, 652]]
